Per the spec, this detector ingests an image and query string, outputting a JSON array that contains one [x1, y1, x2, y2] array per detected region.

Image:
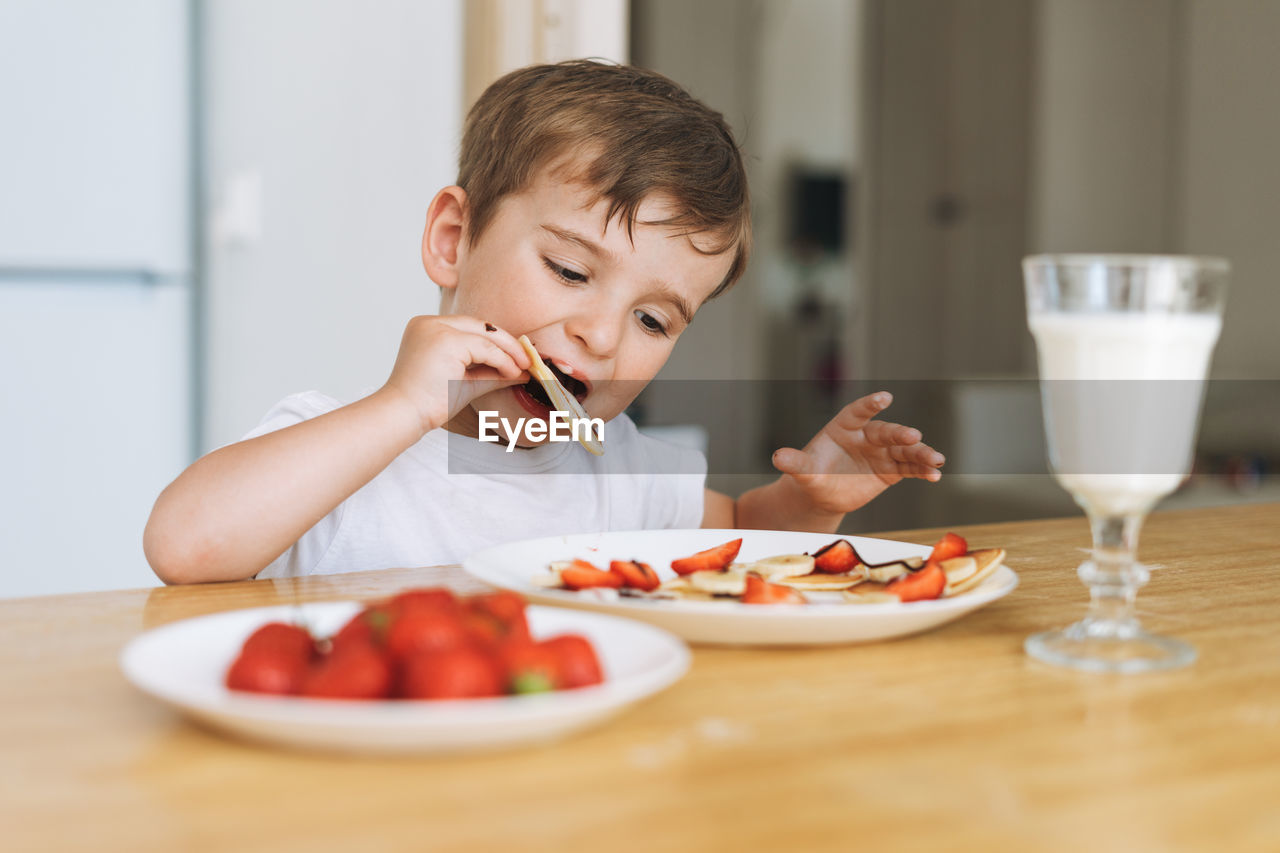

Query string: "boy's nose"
[[563, 304, 623, 360]]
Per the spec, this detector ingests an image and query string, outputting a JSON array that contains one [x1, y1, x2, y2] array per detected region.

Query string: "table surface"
[[4, 503, 1279, 852]]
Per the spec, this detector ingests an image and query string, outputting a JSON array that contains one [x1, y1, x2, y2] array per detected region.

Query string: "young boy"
[[144, 60, 944, 584]]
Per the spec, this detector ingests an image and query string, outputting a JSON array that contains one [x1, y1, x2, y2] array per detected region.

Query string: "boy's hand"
[[770, 392, 944, 516], [380, 316, 531, 434]]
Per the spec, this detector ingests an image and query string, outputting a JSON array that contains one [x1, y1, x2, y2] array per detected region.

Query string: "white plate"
[[119, 602, 690, 755], [464, 529, 1018, 646]]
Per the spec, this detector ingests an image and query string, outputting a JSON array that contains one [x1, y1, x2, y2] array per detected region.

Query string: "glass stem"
[[1078, 513, 1149, 637]]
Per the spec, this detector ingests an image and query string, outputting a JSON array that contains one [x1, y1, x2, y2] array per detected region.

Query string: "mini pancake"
[[518, 335, 604, 456], [938, 555, 977, 586], [842, 581, 900, 604], [945, 548, 1005, 596], [774, 572, 864, 591]]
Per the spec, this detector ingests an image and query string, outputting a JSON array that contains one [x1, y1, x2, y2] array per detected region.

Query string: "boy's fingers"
[[862, 420, 921, 447], [831, 392, 893, 432], [889, 443, 946, 468], [464, 337, 525, 381], [901, 462, 943, 482], [771, 447, 811, 476], [438, 316, 531, 369]]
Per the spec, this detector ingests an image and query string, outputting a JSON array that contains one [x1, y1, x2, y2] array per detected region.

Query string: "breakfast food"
[[536, 533, 1007, 606], [224, 587, 604, 700], [518, 335, 604, 456], [670, 538, 742, 575]]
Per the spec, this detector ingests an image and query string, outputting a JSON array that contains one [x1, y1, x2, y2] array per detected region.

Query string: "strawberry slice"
[[811, 539, 861, 573], [670, 538, 743, 576], [609, 559, 661, 591], [927, 532, 968, 564], [741, 573, 807, 605], [885, 562, 946, 602], [560, 560, 624, 590]]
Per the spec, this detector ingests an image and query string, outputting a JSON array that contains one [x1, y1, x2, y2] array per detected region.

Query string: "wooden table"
[[4, 503, 1279, 852]]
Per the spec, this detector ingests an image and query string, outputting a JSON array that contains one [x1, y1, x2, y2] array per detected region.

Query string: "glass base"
[[1025, 621, 1196, 674]]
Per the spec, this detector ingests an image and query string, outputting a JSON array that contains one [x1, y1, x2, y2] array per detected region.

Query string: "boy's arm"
[[700, 392, 944, 533], [144, 315, 530, 584], [144, 389, 424, 584]]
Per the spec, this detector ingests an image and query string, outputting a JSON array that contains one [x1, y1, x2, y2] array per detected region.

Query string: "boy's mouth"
[[521, 358, 588, 409]]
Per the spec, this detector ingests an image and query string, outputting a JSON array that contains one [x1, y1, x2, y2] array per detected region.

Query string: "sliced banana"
[[653, 576, 717, 602], [775, 572, 863, 591], [843, 581, 900, 604], [938, 555, 977, 586], [945, 548, 1005, 596], [746, 553, 816, 580], [660, 576, 692, 593], [863, 556, 924, 583], [518, 335, 604, 456], [688, 570, 748, 595]]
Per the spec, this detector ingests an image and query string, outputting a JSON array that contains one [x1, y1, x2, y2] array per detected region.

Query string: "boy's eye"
[[543, 257, 587, 284], [635, 310, 668, 336]]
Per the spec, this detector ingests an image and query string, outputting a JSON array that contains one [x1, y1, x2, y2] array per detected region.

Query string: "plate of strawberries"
[[119, 588, 690, 754], [464, 529, 1017, 646]]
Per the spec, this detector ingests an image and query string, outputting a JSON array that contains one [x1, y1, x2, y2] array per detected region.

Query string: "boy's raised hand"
[[381, 315, 531, 434], [770, 392, 945, 516]]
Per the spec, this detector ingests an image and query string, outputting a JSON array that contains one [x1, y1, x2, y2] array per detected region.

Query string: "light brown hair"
[[458, 60, 751, 298]]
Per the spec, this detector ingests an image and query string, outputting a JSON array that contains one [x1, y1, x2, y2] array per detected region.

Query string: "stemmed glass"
[[1023, 254, 1228, 673]]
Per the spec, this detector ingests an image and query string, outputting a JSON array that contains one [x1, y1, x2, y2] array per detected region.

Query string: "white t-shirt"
[[245, 392, 707, 578]]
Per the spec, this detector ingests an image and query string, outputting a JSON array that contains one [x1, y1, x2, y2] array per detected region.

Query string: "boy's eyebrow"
[[540, 224, 615, 260], [656, 285, 696, 328]]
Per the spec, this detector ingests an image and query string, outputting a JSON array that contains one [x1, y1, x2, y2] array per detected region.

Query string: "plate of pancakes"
[[464, 529, 1017, 646]]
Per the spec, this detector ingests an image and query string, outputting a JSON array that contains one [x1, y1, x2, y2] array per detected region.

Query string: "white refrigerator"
[[0, 0, 193, 597]]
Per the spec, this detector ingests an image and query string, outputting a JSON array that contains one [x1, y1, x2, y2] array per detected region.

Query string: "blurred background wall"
[[2, 0, 1275, 597]]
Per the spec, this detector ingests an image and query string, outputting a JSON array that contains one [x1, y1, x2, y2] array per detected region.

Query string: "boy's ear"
[[421, 186, 469, 289]]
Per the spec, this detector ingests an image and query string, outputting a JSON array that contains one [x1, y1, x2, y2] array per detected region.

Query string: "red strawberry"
[[464, 591, 531, 645], [241, 622, 316, 660], [385, 610, 470, 661], [499, 641, 563, 694], [811, 539, 861, 574], [885, 562, 946, 602], [741, 573, 807, 605], [330, 606, 392, 652], [468, 590, 527, 625], [226, 649, 309, 695], [300, 642, 394, 700], [560, 561, 624, 590], [609, 559, 661, 591], [387, 588, 459, 617], [542, 635, 603, 688], [927, 532, 968, 564], [670, 538, 743, 576], [399, 647, 505, 700]]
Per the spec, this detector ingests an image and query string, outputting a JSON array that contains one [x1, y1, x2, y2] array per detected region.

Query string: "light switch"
[[210, 170, 263, 249]]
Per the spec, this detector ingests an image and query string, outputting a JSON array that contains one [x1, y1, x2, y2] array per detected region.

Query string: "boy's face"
[[435, 168, 735, 444]]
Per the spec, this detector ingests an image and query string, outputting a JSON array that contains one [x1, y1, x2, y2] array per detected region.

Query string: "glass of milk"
[[1023, 254, 1228, 673]]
